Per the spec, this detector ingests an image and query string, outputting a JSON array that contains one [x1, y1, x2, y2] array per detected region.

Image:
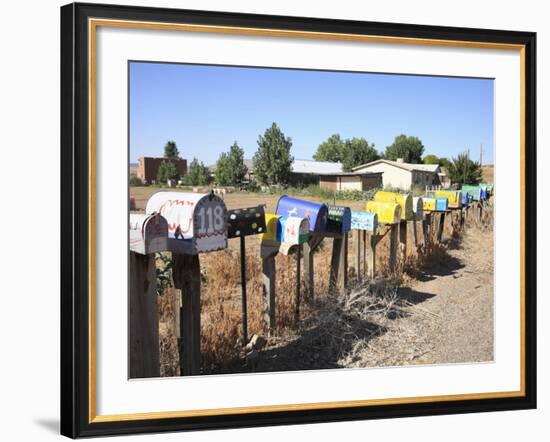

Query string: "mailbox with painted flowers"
[[275, 196, 328, 236], [146, 191, 228, 254]]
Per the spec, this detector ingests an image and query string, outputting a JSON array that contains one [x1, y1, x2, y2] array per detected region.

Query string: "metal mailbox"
[[326, 205, 352, 235], [275, 195, 328, 235], [435, 190, 462, 208], [365, 200, 401, 225], [146, 191, 228, 254], [129, 213, 168, 255], [423, 197, 448, 212], [461, 191, 471, 206], [412, 197, 424, 221], [227, 205, 266, 238], [461, 185, 487, 201], [374, 191, 414, 220], [261, 214, 282, 242], [350, 211, 378, 232], [280, 216, 310, 245]]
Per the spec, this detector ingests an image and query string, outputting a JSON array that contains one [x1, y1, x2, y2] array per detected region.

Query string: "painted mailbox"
[[434, 190, 462, 209], [260, 214, 310, 254], [326, 205, 352, 235], [227, 205, 266, 238], [275, 196, 328, 235], [462, 185, 487, 201], [374, 191, 413, 220], [146, 191, 228, 254], [412, 197, 424, 221], [423, 197, 448, 212], [129, 213, 168, 255], [350, 211, 378, 232], [365, 200, 401, 225]]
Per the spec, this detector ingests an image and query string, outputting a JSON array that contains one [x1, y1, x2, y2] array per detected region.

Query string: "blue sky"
[[129, 62, 494, 165]]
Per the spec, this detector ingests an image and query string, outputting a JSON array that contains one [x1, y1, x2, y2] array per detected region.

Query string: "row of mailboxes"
[[422, 197, 448, 212], [374, 191, 414, 221], [461, 185, 488, 201]]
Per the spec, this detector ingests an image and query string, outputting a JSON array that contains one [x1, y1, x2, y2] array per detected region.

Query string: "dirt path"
[[343, 227, 494, 368]]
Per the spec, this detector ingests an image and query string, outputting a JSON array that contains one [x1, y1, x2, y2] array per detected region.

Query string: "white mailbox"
[[146, 191, 228, 254], [129, 213, 169, 255]]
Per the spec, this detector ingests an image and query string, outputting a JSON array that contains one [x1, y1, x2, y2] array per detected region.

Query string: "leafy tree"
[[384, 134, 425, 163], [184, 158, 211, 186], [447, 152, 483, 185], [342, 137, 379, 172], [157, 160, 179, 183], [216, 142, 247, 186], [253, 123, 294, 185], [439, 157, 452, 170], [314, 134, 345, 163], [423, 154, 440, 165], [164, 140, 180, 159]]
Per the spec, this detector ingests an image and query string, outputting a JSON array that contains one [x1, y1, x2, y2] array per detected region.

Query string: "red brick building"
[[137, 157, 188, 183]]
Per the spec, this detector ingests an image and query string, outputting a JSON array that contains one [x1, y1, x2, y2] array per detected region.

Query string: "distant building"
[[438, 166, 452, 189], [319, 172, 383, 192], [137, 157, 188, 183], [352, 158, 440, 190]]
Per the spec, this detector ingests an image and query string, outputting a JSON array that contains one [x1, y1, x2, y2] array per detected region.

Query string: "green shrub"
[[129, 175, 144, 186]]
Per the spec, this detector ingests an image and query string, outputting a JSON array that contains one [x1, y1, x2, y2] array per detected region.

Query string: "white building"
[[352, 158, 440, 190]]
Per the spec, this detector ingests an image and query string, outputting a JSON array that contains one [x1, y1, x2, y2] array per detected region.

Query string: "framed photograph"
[[60, 2, 536, 438]]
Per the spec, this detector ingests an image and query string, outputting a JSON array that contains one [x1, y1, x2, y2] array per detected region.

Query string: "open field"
[[135, 186, 495, 376]]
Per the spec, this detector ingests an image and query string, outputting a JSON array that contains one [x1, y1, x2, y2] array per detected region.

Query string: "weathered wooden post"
[[326, 205, 352, 293], [129, 213, 169, 378], [353, 229, 362, 281], [146, 191, 228, 376], [389, 224, 399, 273], [437, 212, 446, 242], [412, 197, 424, 249], [261, 247, 277, 333], [227, 205, 267, 345], [399, 220, 408, 259], [350, 210, 378, 281], [366, 230, 377, 278]]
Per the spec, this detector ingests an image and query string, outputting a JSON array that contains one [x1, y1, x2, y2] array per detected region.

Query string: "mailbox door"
[[227, 205, 266, 238], [423, 198, 436, 212], [280, 216, 310, 245], [435, 198, 448, 211], [275, 196, 328, 234], [260, 214, 282, 242], [326, 206, 352, 234], [366, 201, 400, 224]]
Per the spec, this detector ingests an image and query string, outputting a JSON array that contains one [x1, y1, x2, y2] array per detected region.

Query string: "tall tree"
[[447, 152, 483, 185], [215, 142, 248, 186], [157, 160, 179, 183], [314, 134, 345, 163], [164, 140, 180, 159], [423, 154, 440, 165], [253, 123, 294, 185], [185, 158, 211, 186], [342, 137, 379, 171], [384, 135, 425, 163]]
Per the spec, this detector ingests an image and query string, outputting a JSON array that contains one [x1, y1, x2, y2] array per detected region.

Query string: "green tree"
[[447, 152, 483, 185], [253, 123, 294, 185], [216, 142, 247, 186], [184, 158, 211, 186], [314, 134, 345, 163], [164, 140, 180, 159], [423, 154, 440, 165], [384, 134, 425, 163], [157, 160, 179, 183], [439, 157, 452, 170], [342, 137, 379, 172]]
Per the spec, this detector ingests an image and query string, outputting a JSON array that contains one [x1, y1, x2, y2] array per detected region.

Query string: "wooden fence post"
[[437, 212, 446, 242], [399, 220, 408, 260], [367, 230, 377, 278], [412, 220, 418, 249], [363, 231, 367, 276], [172, 253, 201, 376], [353, 230, 361, 281], [129, 252, 160, 378], [262, 252, 276, 333], [329, 236, 346, 293], [295, 245, 302, 322], [389, 224, 399, 273], [302, 241, 314, 302]]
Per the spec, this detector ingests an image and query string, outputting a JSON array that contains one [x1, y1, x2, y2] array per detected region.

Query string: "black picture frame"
[[61, 2, 537, 438]]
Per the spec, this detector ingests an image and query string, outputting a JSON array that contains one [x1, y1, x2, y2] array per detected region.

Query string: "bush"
[[129, 175, 143, 186]]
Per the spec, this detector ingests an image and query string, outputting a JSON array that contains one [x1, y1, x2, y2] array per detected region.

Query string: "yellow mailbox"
[[374, 191, 413, 220], [365, 201, 401, 225], [434, 190, 462, 209]]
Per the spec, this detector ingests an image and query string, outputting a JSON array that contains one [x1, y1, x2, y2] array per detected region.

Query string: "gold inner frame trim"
[[88, 18, 527, 424]]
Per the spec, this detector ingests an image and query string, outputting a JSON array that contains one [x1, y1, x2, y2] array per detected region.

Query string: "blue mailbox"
[[350, 211, 378, 232], [275, 196, 328, 235], [326, 205, 352, 235]]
